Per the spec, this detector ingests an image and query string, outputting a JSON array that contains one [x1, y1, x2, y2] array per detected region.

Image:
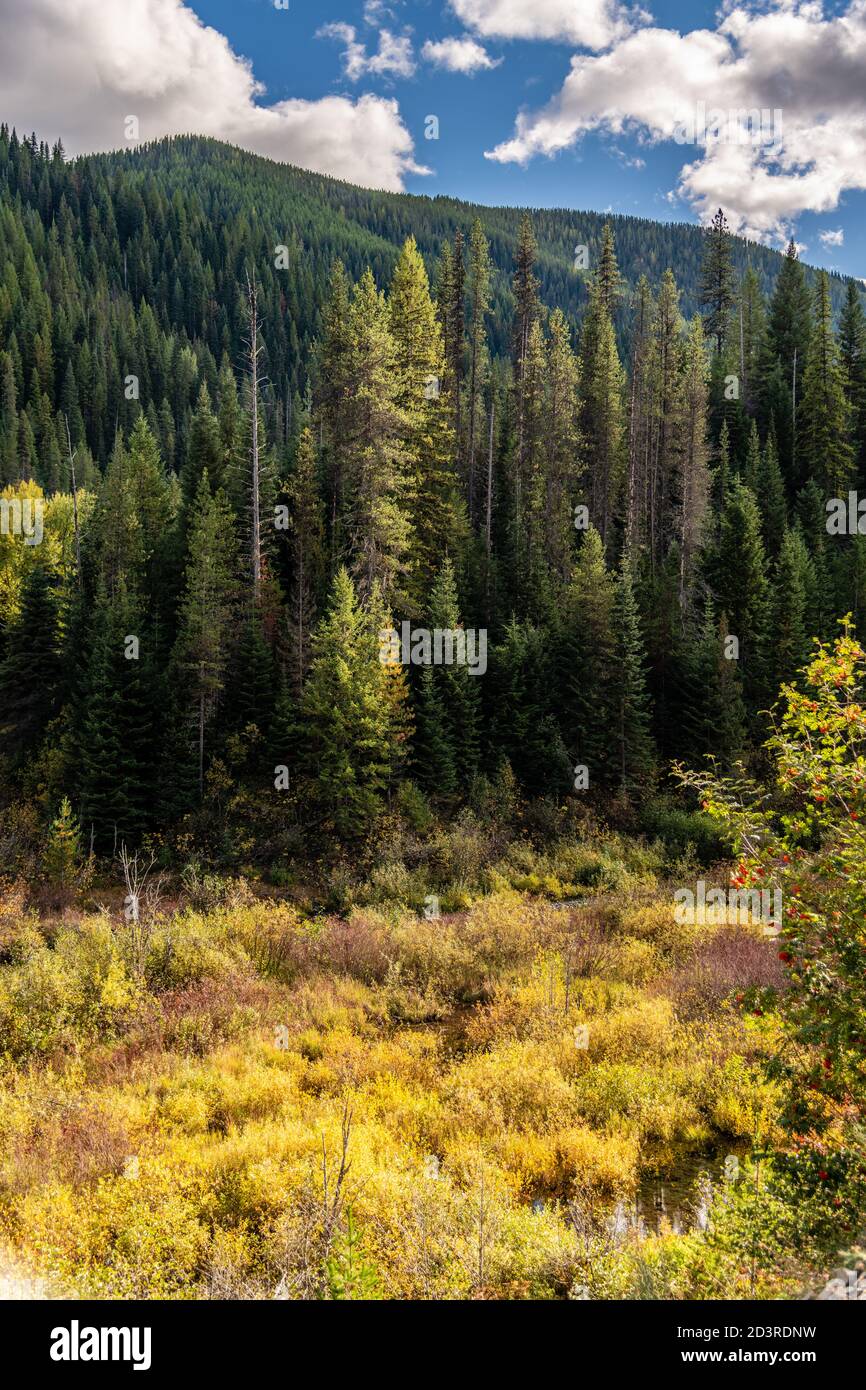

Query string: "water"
[[634, 1150, 742, 1236]]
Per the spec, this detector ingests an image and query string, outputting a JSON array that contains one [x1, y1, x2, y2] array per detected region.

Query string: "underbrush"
[[0, 839, 821, 1301]]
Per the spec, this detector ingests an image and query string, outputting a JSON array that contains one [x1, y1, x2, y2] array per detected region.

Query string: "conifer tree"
[[558, 527, 617, 788], [387, 237, 462, 608], [342, 270, 412, 602], [765, 239, 812, 482], [839, 280, 866, 475], [181, 381, 222, 509], [800, 270, 854, 496], [466, 218, 491, 521], [0, 561, 62, 765], [428, 556, 480, 787], [172, 475, 238, 798], [581, 282, 626, 544], [700, 208, 735, 355], [613, 558, 655, 795], [77, 579, 157, 848], [770, 527, 813, 687], [680, 605, 747, 766], [285, 425, 325, 694], [43, 795, 82, 892], [300, 568, 411, 839], [677, 315, 710, 603], [707, 477, 769, 710], [544, 309, 582, 587]]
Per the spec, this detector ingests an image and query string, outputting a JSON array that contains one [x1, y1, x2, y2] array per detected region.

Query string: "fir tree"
[[700, 208, 735, 356], [800, 270, 854, 496], [613, 558, 655, 795], [300, 568, 411, 839]]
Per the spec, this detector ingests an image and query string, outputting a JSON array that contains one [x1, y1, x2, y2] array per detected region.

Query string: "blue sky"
[[190, 0, 866, 277], [4, 0, 865, 277]]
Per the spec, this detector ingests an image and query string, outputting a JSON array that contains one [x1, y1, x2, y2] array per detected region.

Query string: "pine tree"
[[428, 556, 480, 787], [839, 280, 866, 476], [596, 221, 622, 319], [544, 309, 582, 587], [77, 579, 157, 848], [581, 281, 626, 544], [181, 381, 222, 510], [707, 477, 770, 711], [342, 270, 412, 603], [387, 237, 462, 608], [680, 605, 747, 766], [800, 270, 854, 496], [0, 561, 62, 765], [558, 527, 617, 788], [739, 265, 766, 416], [318, 260, 353, 561], [700, 209, 735, 356], [466, 218, 491, 522], [756, 432, 787, 555], [625, 275, 656, 553], [285, 425, 325, 694], [301, 568, 411, 839], [44, 795, 82, 891], [613, 558, 655, 795], [172, 476, 238, 798], [677, 315, 710, 604], [764, 239, 812, 483], [770, 528, 813, 688]]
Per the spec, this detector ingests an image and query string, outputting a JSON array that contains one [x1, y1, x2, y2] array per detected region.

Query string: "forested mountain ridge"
[[3, 124, 866, 871], [0, 126, 858, 466]]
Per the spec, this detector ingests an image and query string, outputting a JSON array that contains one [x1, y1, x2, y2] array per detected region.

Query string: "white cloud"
[[318, 22, 416, 81], [1, 0, 428, 190], [421, 36, 501, 72], [819, 227, 845, 247], [448, 0, 648, 51], [485, 0, 866, 244]]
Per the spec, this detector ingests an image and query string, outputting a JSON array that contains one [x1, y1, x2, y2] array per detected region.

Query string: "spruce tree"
[[171, 475, 238, 798], [699, 208, 735, 355], [300, 568, 411, 840], [800, 270, 854, 496], [613, 558, 655, 795], [285, 424, 325, 695], [839, 280, 866, 476], [558, 527, 617, 789], [0, 561, 62, 765]]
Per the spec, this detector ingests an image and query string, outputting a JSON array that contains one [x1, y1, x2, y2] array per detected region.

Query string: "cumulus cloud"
[[448, 0, 647, 51], [485, 0, 866, 243], [318, 22, 416, 81], [421, 36, 501, 72], [819, 228, 845, 247], [0, 0, 428, 190]]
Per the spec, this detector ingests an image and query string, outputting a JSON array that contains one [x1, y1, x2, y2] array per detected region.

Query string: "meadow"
[[0, 824, 816, 1301]]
